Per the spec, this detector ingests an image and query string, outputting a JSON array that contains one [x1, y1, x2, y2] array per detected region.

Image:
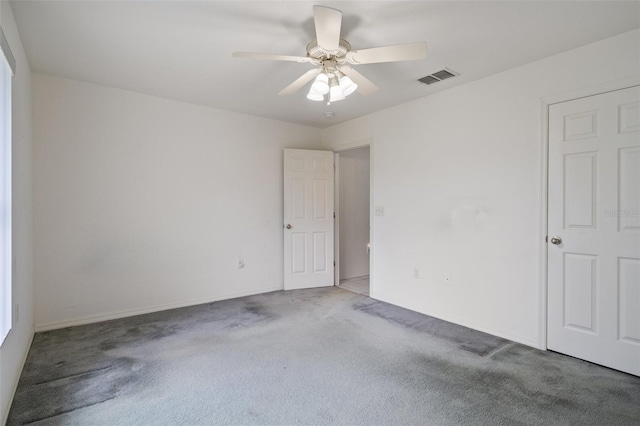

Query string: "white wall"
[[0, 1, 34, 423], [32, 74, 322, 330], [339, 147, 370, 280], [323, 29, 640, 347]]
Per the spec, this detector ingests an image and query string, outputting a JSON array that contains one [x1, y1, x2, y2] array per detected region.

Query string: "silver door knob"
[[286, 224, 292, 229], [550, 236, 562, 245]]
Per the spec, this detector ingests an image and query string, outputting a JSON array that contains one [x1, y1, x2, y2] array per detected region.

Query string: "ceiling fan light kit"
[[328, 83, 346, 103], [307, 68, 355, 103], [311, 73, 329, 95], [233, 5, 428, 103], [339, 75, 357, 96], [306, 90, 324, 102]]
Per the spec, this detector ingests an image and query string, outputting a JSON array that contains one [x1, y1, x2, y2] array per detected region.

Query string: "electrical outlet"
[[413, 268, 420, 279], [375, 206, 385, 216], [237, 258, 245, 269], [443, 273, 452, 285]]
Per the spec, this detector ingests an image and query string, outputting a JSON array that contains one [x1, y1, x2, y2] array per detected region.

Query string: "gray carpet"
[[8, 287, 640, 425]]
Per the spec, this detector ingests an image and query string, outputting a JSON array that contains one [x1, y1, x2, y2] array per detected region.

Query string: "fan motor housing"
[[306, 39, 351, 59]]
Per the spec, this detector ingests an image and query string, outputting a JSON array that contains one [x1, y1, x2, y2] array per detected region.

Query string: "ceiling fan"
[[232, 5, 427, 104]]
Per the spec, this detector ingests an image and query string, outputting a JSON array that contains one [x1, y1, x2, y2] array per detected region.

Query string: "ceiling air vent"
[[418, 69, 458, 85]]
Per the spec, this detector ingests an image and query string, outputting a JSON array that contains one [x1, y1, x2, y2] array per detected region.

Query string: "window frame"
[[0, 26, 14, 346]]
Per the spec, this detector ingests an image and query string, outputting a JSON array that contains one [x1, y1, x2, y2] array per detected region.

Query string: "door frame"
[[538, 75, 640, 350], [333, 140, 373, 293]]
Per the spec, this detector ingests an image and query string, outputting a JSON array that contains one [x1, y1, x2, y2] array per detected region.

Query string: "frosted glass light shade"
[[306, 89, 324, 101], [339, 76, 358, 96], [311, 73, 329, 95], [329, 85, 345, 102]]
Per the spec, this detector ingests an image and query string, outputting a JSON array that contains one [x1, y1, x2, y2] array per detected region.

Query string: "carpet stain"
[[7, 288, 640, 426], [223, 302, 278, 330], [410, 349, 638, 424], [8, 297, 281, 425], [32, 364, 112, 386], [395, 352, 602, 425], [491, 344, 640, 406], [100, 323, 180, 351], [353, 300, 509, 356], [9, 356, 140, 425]]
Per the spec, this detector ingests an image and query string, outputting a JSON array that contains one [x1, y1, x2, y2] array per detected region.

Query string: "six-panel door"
[[548, 86, 640, 376], [283, 149, 335, 290]]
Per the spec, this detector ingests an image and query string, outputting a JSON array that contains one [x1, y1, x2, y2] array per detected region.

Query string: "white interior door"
[[548, 86, 640, 376], [283, 149, 334, 290]]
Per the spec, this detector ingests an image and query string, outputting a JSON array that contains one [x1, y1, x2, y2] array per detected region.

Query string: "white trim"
[[537, 99, 549, 351], [542, 75, 640, 107], [1, 328, 34, 426], [0, 25, 16, 75], [374, 291, 538, 348], [334, 152, 340, 285], [0, 55, 12, 346], [538, 74, 640, 351], [332, 142, 373, 290], [331, 137, 373, 153], [369, 142, 375, 295], [35, 286, 283, 332]]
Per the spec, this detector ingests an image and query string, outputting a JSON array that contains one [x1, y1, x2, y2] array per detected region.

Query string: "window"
[[0, 26, 13, 345]]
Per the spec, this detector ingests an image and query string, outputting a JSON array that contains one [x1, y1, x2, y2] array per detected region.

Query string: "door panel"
[[563, 252, 597, 332], [284, 149, 334, 290], [563, 152, 598, 229], [618, 257, 640, 344], [548, 86, 640, 376], [291, 233, 306, 274], [619, 147, 640, 231], [313, 232, 328, 272]]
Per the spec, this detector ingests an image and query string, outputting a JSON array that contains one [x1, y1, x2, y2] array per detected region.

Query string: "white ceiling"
[[10, 1, 640, 128]]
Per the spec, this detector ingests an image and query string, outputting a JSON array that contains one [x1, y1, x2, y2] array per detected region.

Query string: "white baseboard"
[[370, 291, 539, 349], [36, 286, 538, 348], [35, 286, 283, 332], [2, 326, 35, 426]]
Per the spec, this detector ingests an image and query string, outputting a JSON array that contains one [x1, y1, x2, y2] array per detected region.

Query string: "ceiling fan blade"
[[338, 66, 378, 96], [278, 68, 322, 96], [346, 41, 427, 65], [233, 52, 313, 63], [313, 5, 342, 53]]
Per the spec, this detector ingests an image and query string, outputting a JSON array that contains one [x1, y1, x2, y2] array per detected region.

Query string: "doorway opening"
[[335, 146, 370, 296]]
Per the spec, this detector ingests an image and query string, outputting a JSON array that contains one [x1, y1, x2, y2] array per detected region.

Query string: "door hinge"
[[545, 235, 548, 243], [333, 212, 335, 218], [333, 261, 335, 266]]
